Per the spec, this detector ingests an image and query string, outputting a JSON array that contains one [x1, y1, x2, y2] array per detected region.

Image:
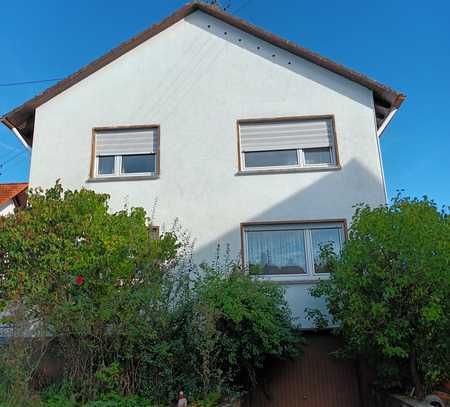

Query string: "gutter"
[[0, 117, 32, 151]]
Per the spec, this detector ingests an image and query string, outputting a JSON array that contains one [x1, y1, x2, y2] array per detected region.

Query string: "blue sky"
[[0, 0, 449, 206]]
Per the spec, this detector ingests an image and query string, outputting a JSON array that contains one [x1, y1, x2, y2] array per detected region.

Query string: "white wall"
[[29, 11, 386, 327], [0, 200, 15, 216]]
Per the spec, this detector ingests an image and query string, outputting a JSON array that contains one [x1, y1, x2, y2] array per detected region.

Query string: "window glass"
[[247, 229, 307, 275], [121, 154, 155, 174], [304, 147, 332, 165], [311, 228, 342, 273], [244, 150, 298, 168], [97, 156, 115, 175]]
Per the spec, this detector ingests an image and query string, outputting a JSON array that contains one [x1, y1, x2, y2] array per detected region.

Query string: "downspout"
[[0, 117, 32, 151]]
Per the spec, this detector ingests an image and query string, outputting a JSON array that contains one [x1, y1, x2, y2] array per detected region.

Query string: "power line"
[[0, 149, 28, 171], [0, 149, 21, 164], [0, 0, 251, 90], [0, 78, 63, 87], [0, 140, 20, 153]]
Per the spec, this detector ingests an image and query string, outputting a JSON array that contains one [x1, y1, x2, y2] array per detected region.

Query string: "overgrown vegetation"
[[308, 195, 450, 400], [0, 183, 301, 406]]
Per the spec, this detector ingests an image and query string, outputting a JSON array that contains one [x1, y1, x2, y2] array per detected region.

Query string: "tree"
[[0, 183, 301, 404], [309, 196, 450, 400], [0, 182, 179, 401]]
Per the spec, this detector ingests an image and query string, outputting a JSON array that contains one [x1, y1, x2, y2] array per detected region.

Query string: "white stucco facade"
[[28, 11, 386, 327]]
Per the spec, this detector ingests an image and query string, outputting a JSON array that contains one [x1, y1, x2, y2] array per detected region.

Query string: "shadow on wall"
[[185, 12, 373, 110], [194, 158, 384, 263], [191, 158, 384, 327]]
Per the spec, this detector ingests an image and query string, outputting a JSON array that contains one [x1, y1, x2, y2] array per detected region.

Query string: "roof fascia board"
[[0, 1, 405, 138]]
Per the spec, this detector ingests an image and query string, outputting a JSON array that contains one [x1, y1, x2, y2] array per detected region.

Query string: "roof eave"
[[0, 1, 405, 145], [0, 116, 34, 148]]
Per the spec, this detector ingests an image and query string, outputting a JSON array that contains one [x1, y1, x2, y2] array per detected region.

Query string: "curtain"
[[247, 229, 307, 275]]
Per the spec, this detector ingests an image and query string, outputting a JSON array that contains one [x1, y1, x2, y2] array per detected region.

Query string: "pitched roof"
[[0, 1, 405, 146], [0, 183, 28, 207]]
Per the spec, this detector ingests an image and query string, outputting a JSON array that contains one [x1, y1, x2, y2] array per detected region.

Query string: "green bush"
[[83, 395, 151, 407], [309, 196, 450, 399], [193, 390, 221, 407], [194, 264, 301, 390], [0, 183, 301, 405]]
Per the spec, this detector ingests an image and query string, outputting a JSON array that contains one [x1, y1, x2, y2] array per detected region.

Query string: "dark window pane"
[[244, 150, 298, 168], [98, 156, 115, 175], [247, 229, 307, 275], [311, 228, 341, 273], [121, 154, 156, 174], [304, 147, 332, 165]]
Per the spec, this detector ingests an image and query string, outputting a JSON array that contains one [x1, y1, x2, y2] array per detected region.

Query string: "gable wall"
[[30, 11, 385, 326]]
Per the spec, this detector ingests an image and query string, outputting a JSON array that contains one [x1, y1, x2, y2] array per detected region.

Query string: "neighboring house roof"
[[0, 1, 405, 147], [0, 183, 28, 208]]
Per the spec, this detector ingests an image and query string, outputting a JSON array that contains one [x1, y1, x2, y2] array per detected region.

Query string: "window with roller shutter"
[[237, 115, 339, 172], [91, 125, 160, 178]]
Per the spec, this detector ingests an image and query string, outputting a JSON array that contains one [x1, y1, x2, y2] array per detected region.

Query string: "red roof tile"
[[0, 183, 28, 206]]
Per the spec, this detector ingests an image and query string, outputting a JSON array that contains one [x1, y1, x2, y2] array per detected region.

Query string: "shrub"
[[83, 395, 151, 407], [309, 196, 450, 399], [0, 182, 180, 401], [0, 183, 301, 404], [194, 264, 301, 391]]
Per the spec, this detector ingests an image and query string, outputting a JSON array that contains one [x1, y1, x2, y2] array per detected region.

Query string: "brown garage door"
[[246, 333, 362, 407]]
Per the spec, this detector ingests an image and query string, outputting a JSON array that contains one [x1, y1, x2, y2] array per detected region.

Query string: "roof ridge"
[[1, 1, 405, 144]]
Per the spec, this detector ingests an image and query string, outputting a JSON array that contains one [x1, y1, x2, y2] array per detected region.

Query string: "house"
[[0, 183, 28, 216], [0, 1, 404, 326], [1, 3, 404, 405]]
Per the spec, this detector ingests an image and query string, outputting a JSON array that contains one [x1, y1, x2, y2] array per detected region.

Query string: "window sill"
[[86, 175, 159, 183], [235, 165, 341, 176]]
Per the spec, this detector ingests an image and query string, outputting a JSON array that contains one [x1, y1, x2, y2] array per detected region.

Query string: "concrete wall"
[[29, 11, 386, 327]]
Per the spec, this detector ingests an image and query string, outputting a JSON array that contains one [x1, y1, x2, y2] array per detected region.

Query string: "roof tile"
[[0, 183, 28, 206]]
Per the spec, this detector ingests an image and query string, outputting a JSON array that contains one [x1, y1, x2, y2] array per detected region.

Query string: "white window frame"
[[301, 146, 335, 167], [95, 153, 157, 178], [238, 115, 338, 172], [242, 221, 345, 282], [92, 125, 160, 179], [241, 146, 336, 172]]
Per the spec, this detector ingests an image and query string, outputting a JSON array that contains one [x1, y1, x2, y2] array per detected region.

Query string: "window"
[[238, 116, 338, 171], [92, 126, 159, 178], [243, 221, 344, 280], [311, 227, 342, 273], [98, 156, 115, 175], [121, 154, 156, 174], [244, 149, 298, 168], [304, 147, 332, 165]]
